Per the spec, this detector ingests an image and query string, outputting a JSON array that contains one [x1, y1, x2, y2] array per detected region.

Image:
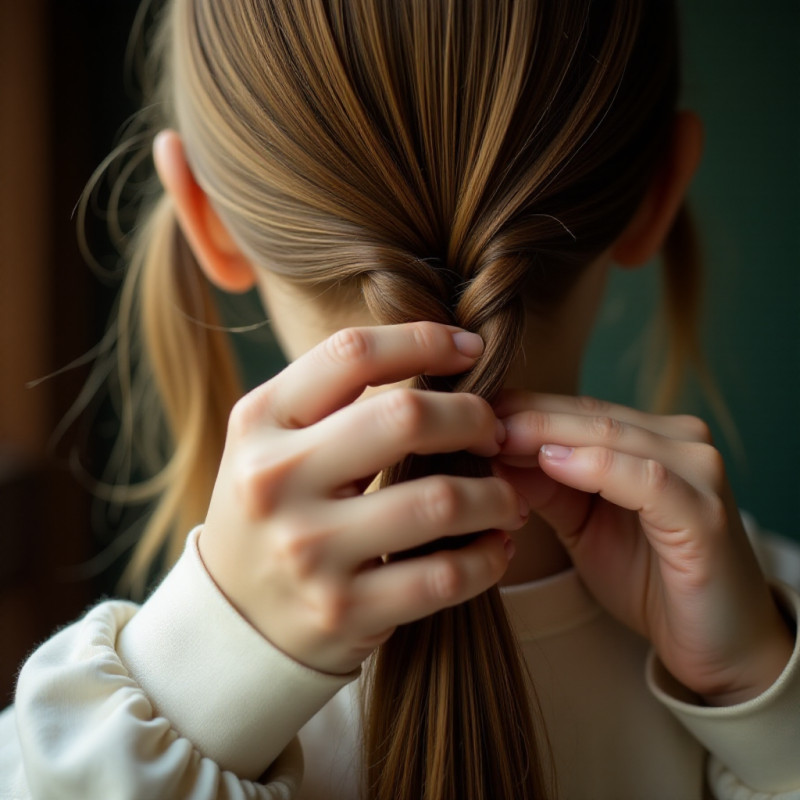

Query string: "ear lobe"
[[613, 111, 704, 267], [152, 130, 257, 293]]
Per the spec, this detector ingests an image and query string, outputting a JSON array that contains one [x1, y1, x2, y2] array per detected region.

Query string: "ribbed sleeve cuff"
[[117, 527, 358, 781], [647, 583, 800, 794]]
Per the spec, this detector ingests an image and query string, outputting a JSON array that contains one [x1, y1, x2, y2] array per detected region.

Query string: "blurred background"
[[1, 0, 797, 705]]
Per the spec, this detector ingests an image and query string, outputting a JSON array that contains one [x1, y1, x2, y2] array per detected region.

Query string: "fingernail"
[[504, 535, 517, 561], [541, 444, 574, 461], [518, 493, 530, 518], [495, 418, 507, 445], [452, 331, 484, 358]]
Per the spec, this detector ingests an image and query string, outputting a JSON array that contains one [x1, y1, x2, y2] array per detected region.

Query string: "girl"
[[2, 0, 799, 798]]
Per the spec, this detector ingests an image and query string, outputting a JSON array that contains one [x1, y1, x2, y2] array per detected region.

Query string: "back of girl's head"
[[120, 1, 686, 797], [169, 0, 677, 379]]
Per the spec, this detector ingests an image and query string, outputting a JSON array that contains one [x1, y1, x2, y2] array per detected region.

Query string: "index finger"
[[249, 322, 485, 429], [494, 390, 713, 444]]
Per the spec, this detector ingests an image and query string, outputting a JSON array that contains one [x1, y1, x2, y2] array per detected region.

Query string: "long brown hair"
[[100, 0, 694, 796]]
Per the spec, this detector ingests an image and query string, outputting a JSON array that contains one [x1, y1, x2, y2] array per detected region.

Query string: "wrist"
[[701, 601, 795, 707]]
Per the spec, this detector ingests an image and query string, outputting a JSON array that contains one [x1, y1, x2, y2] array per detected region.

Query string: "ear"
[[153, 130, 257, 293], [612, 111, 704, 267]]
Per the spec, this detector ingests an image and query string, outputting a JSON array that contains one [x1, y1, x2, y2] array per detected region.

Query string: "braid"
[[361, 256, 455, 328], [361, 248, 547, 800], [361, 239, 529, 396], [451, 251, 528, 397]]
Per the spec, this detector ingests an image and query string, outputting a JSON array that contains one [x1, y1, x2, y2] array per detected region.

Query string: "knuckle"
[[429, 557, 464, 603], [490, 478, 518, 517], [381, 388, 426, 437], [309, 582, 349, 635], [325, 327, 371, 366], [232, 461, 260, 518], [477, 537, 508, 587], [576, 395, 606, 415], [487, 539, 509, 578], [590, 447, 616, 477], [694, 443, 727, 490], [233, 459, 270, 519], [410, 320, 442, 352], [419, 477, 460, 527], [228, 393, 260, 438], [521, 410, 550, 440], [233, 451, 290, 518], [670, 534, 713, 589], [675, 414, 713, 443], [271, 517, 326, 578], [459, 392, 493, 429], [643, 458, 671, 494], [590, 414, 624, 442]]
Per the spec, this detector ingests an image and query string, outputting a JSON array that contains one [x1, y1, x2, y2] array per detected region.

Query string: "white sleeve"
[[648, 582, 800, 800], [648, 509, 800, 800], [742, 510, 800, 590], [1, 528, 357, 800]]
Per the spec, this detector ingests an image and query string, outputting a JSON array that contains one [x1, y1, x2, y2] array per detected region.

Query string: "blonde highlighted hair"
[[89, 0, 706, 796]]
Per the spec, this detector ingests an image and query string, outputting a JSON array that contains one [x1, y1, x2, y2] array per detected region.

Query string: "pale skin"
[[154, 111, 793, 707]]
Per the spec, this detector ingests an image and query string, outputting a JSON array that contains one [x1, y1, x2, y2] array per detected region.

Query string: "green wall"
[[583, 2, 799, 540]]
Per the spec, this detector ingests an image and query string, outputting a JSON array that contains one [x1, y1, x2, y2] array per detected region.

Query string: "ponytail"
[[652, 203, 739, 452], [116, 193, 241, 596], [652, 203, 703, 412]]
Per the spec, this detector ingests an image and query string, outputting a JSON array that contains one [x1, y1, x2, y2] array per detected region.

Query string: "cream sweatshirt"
[[1, 517, 799, 800]]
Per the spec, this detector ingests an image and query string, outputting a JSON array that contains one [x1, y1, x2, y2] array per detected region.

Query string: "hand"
[[198, 323, 526, 676], [494, 391, 794, 705]]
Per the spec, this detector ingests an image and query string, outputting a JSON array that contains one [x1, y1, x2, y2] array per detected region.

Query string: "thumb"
[[494, 461, 593, 547]]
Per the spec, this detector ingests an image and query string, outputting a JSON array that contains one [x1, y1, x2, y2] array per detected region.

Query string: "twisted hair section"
[[90, 0, 699, 795]]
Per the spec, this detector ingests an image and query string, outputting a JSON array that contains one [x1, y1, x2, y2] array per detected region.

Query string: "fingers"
[[499, 406, 719, 488], [496, 390, 713, 444], [243, 323, 485, 430], [494, 461, 592, 538], [538, 444, 711, 544], [351, 530, 513, 631], [303, 388, 505, 489], [326, 475, 527, 563]]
